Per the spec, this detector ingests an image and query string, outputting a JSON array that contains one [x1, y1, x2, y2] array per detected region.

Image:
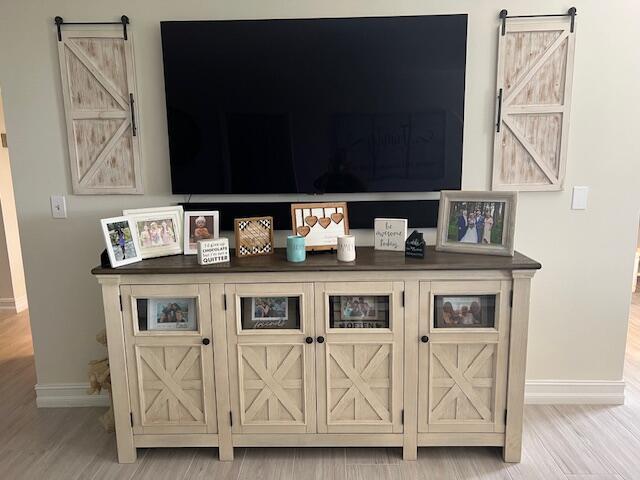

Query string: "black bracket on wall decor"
[[54, 15, 130, 42], [499, 7, 576, 36]]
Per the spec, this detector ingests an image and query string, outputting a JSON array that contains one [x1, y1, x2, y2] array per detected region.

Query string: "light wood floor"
[[1, 294, 639, 480]]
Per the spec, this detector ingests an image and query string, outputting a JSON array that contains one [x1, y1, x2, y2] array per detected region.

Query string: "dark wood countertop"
[[92, 247, 541, 275]]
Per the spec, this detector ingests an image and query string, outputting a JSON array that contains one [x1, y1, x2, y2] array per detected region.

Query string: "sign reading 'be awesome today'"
[[374, 218, 408, 252]]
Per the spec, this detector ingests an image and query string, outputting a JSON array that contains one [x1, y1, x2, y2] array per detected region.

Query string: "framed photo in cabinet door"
[[120, 284, 217, 435], [125, 284, 207, 336], [225, 283, 317, 434], [417, 280, 511, 435], [315, 282, 404, 434]]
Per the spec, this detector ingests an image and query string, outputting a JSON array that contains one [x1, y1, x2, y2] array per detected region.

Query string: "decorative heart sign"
[[290, 202, 349, 251], [318, 217, 332, 229], [297, 226, 311, 236]]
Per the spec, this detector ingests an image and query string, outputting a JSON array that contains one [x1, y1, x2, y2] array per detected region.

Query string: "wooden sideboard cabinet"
[[92, 247, 540, 464]]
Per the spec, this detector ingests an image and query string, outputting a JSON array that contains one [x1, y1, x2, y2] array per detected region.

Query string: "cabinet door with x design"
[[315, 282, 404, 434], [226, 283, 316, 434], [418, 280, 511, 434], [121, 284, 217, 435]]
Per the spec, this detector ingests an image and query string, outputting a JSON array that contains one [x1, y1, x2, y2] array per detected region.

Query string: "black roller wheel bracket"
[[499, 7, 576, 36], [54, 15, 130, 42]]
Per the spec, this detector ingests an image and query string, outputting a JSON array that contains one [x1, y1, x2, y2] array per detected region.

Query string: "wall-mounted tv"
[[161, 15, 467, 194]]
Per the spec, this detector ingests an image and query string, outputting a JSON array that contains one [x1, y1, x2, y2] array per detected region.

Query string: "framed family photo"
[[184, 211, 219, 255], [436, 191, 517, 256], [147, 298, 197, 331], [100, 216, 142, 268], [123, 206, 183, 259]]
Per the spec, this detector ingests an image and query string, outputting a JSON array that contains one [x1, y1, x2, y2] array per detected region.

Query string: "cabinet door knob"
[[202, 338, 211, 345], [305, 336, 313, 344], [316, 336, 325, 344], [421, 335, 429, 343]]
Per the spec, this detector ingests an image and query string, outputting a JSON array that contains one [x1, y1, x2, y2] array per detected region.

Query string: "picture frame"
[[234, 216, 274, 257], [100, 216, 142, 268], [290, 202, 349, 251], [147, 298, 197, 331], [374, 218, 408, 251], [436, 191, 517, 256], [251, 296, 289, 326], [123, 206, 184, 259], [433, 295, 497, 329], [184, 211, 220, 255]]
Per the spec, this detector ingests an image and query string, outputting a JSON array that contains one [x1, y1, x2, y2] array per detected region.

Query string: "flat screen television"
[[161, 15, 467, 194]]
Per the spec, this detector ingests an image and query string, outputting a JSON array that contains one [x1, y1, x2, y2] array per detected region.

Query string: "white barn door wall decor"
[[57, 25, 142, 194], [492, 15, 576, 191]]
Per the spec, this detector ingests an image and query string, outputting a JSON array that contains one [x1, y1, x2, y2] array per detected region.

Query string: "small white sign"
[[374, 218, 408, 251], [197, 238, 230, 265]]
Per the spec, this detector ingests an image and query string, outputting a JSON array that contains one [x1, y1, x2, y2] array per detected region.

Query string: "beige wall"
[[0, 0, 638, 387], [0, 89, 28, 310]]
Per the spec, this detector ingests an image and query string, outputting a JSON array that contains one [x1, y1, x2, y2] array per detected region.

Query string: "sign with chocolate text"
[[197, 238, 230, 265]]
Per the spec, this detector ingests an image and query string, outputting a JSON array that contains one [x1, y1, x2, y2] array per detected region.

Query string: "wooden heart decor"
[[318, 217, 332, 229], [297, 226, 311, 237], [290, 202, 350, 252], [331, 212, 344, 224]]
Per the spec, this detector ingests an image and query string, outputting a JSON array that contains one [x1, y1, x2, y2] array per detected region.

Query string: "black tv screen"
[[161, 15, 467, 194]]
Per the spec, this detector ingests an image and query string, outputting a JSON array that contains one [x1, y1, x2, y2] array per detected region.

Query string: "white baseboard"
[[525, 380, 625, 405], [34, 380, 625, 408], [0, 295, 28, 313], [35, 383, 110, 408]]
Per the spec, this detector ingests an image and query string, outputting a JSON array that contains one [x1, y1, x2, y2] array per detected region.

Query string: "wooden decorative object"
[[291, 202, 349, 251], [492, 18, 576, 191], [57, 29, 143, 194], [234, 216, 274, 257]]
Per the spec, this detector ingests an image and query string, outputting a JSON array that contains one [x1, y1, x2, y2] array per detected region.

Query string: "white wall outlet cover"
[[571, 186, 589, 210], [50, 195, 67, 218]]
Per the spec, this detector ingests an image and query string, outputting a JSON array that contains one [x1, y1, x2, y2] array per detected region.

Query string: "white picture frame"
[[184, 211, 220, 255], [147, 298, 197, 331], [123, 206, 184, 259], [374, 218, 408, 251], [100, 216, 142, 268], [436, 191, 517, 257]]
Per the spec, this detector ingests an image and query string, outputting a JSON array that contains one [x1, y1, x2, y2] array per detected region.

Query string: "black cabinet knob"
[[421, 335, 429, 343], [305, 337, 313, 344], [317, 336, 325, 344], [202, 338, 211, 345]]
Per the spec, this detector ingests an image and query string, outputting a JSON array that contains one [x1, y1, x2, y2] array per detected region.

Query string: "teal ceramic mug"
[[286, 235, 306, 262]]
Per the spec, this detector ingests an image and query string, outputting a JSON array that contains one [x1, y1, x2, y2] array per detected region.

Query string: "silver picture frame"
[[436, 191, 517, 257]]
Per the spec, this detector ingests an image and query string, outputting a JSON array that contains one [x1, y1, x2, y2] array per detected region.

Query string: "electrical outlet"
[[50, 195, 67, 218]]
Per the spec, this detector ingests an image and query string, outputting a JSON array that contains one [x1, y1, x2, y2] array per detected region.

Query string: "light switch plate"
[[50, 195, 67, 218], [571, 186, 589, 210]]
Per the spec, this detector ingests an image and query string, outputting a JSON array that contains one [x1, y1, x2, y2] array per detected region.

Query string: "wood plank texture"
[[91, 247, 541, 275], [0, 292, 638, 479], [492, 19, 576, 191]]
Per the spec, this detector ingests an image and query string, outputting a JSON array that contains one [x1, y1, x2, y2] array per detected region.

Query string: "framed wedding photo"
[[123, 206, 184, 259], [436, 191, 517, 256], [100, 216, 142, 268], [184, 211, 219, 255]]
